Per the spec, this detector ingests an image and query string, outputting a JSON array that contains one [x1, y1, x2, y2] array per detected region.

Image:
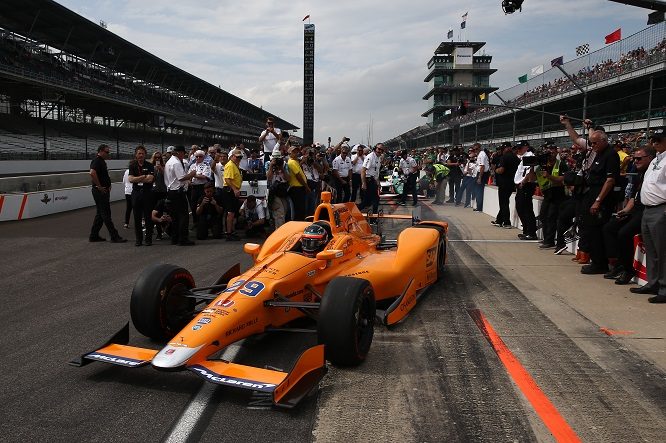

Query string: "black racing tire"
[[413, 224, 447, 280], [318, 277, 375, 366], [130, 263, 196, 340]]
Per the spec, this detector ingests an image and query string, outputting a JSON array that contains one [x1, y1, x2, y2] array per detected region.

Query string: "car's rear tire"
[[413, 224, 447, 279], [130, 264, 196, 340], [318, 277, 375, 366]]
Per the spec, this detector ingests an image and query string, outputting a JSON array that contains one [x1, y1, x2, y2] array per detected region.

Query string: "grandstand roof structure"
[[0, 0, 297, 131]]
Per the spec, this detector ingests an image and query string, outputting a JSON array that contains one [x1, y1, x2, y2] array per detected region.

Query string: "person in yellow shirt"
[[222, 148, 243, 240], [286, 145, 310, 221]]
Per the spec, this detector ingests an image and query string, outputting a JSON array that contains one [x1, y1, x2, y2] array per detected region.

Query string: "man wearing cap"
[[360, 144, 384, 214], [188, 149, 212, 228], [491, 142, 520, 227], [259, 117, 282, 164], [350, 145, 366, 203], [445, 147, 464, 204], [632, 131, 666, 302], [398, 149, 419, 206], [164, 145, 197, 245], [164, 145, 175, 162], [222, 149, 244, 240], [514, 141, 538, 240], [286, 145, 310, 221], [332, 145, 353, 203]]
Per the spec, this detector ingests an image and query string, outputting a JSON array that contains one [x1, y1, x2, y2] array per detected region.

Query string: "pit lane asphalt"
[[0, 202, 664, 442]]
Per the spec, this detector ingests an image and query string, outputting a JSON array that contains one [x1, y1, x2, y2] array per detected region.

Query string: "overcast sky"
[[57, 0, 650, 145]]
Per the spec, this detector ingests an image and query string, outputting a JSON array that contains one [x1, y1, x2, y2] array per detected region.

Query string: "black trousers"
[[132, 188, 154, 243], [359, 177, 379, 214], [335, 180, 351, 203], [539, 190, 566, 245], [288, 186, 307, 221], [447, 176, 461, 202], [351, 173, 363, 203], [197, 213, 223, 240], [603, 210, 642, 271], [90, 187, 120, 240], [189, 184, 205, 224], [400, 173, 418, 205], [556, 198, 576, 247], [579, 190, 613, 268], [515, 183, 537, 236], [167, 190, 190, 244], [495, 182, 515, 225]]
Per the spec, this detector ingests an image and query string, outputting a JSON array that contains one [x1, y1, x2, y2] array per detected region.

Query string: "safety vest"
[[536, 158, 560, 191], [433, 163, 450, 179]]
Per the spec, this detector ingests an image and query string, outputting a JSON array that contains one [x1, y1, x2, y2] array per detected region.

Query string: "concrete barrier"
[[0, 182, 123, 221]]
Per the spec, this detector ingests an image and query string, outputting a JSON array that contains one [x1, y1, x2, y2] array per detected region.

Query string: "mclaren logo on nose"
[[189, 366, 277, 392]]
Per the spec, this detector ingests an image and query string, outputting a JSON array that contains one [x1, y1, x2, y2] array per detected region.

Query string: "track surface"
[[0, 203, 664, 442]]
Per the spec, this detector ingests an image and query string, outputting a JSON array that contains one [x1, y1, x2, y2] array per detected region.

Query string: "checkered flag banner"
[[576, 43, 590, 56]]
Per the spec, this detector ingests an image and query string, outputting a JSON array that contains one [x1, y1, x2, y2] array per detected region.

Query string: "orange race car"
[[71, 192, 448, 408]]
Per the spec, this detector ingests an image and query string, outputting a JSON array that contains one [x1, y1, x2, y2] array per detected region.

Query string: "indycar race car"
[[71, 192, 448, 408]]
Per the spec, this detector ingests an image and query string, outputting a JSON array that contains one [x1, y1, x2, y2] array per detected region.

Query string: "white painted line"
[[448, 239, 540, 243], [164, 343, 242, 443]]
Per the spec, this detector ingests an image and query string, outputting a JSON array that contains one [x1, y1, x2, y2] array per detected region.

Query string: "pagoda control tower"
[[422, 41, 497, 126]]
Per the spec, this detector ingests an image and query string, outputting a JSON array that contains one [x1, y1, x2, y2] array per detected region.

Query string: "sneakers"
[[490, 220, 501, 226], [603, 265, 624, 280], [518, 233, 537, 240], [581, 264, 608, 275], [554, 244, 568, 255], [89, 236, 106, 242]]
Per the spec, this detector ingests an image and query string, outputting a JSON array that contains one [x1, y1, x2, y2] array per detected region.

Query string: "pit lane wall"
[[0, 183, 123, 221]]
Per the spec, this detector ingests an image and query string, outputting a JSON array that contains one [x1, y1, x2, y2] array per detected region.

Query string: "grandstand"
[[385, 22, 666, 149], [0, 0, 298, 161]]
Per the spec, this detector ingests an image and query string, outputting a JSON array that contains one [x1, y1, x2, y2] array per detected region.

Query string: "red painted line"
[[0, 195, 4, 215], [468, 309, 581, 443], [17, 194, 28, 220], [599, 327, 635, 336]]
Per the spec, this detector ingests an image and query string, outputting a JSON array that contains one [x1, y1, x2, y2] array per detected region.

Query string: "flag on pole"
[[518, 74, 528, 84], [461, 11, 467, 29], [550, 56, 563, 67], [460, 20, 466, 29], [575, 43, 589, 56], [447, 28, 453, 39], [462, 12, 468, 20], [605, 28, 621, 44], [479, 93, 486, 101], [302, 14, 310, 21], [531, 65, 544, 76]]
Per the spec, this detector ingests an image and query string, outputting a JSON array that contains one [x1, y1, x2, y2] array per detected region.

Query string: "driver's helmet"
[[302, 223, 329, 256]]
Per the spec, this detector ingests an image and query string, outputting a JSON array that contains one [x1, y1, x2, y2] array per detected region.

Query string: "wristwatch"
[[595, 197, 601, 202]]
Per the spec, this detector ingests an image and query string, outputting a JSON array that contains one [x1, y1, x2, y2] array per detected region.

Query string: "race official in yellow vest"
[[535, 143, 569, 249]]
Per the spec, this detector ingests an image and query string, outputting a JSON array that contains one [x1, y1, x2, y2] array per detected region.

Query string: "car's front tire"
[[130, 264, 196, 340], [318, 277, 375, 366]]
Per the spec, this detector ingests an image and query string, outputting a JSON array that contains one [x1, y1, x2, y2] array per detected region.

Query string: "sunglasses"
[[235, 155, 244, 158], [633, 156, 645, 160]]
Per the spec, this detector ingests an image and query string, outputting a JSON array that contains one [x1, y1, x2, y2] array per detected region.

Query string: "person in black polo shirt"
[[580, 128, 620, 274], [491, 142, 520, 227], [128, 146, 155, 246], [89, 144, 126, 243]]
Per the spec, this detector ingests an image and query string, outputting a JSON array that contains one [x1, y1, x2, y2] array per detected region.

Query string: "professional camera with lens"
[[273, 157, 284, 168], [521, 151, 550, 167]]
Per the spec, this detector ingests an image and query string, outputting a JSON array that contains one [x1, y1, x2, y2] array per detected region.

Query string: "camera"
[[274, 158, 284, 168], [521, 151, 550, 168], [343, 137, 350, 142]]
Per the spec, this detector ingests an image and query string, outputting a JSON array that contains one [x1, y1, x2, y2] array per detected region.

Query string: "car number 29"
[[224, 279, 265, 297]]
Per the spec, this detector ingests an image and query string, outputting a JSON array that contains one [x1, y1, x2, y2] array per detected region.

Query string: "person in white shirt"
[[164, 145, 197, 245], [474, 143, 491, 212], [634, 131, 666, 302], [122, 168, 132, 229], [360, 143, 384, 214], [350, 145, 366, 203], [398, 150, 419, 206], [332, 145, 353, 203], [239, 195, 267, 237], [259, 117, 282, 163], [188, 150, 212, 226], [513, 141, 537, 240]]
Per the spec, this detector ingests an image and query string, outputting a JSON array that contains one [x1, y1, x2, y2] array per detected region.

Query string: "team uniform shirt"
[[362, 151, 382, 180], [399, 156, 417, 175], [287, 158, 305, 187], [475, 150, 491, 176], [123, 169, 132, 195], [129, 161, 155, 190], [301, 162, 320, 182], [585, 147, 620, 189], [514, 152, 535, 185], [223, 161, 242, 190], [164, 155, 190, 191], [351, 154, 364, 174], [212, 162, 225, 189], [640, 151, 666, 206], [90, 156, 111, 188], [332, 155, 353, 180], [188, 161, 211, 186], [260, 129, 282, 155], [240, 201, 266, 223]]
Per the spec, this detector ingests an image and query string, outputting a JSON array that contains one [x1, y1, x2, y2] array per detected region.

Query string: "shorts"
[[221, 187, 240, 215]]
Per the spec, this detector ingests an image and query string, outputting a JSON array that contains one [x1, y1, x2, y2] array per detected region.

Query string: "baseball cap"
[[500, 141, 512, 148], [194, 149, 206, 157], [649, 128, 664, 141], [166, 146, 175, 153], [271, 149, 283, 159], [173, 145, 186, 153], [515, 140, 530, 148], [288, 145, 300, 153]]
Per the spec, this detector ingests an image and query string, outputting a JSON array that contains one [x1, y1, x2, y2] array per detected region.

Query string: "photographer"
[[301, 146, 324, 216], [266, 151, 290, 228], [259, 117, 282, 164], [151, 197, 173, 240], [195, 182, 224, 240], [535, 143, 569, 249], [513, 141, 538, 240]]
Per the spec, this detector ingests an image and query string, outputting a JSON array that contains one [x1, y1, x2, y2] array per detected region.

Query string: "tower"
[[303, 23, 315, 145]]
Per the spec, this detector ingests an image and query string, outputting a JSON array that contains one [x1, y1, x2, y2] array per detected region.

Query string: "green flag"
[[518, 74, 528, 83]]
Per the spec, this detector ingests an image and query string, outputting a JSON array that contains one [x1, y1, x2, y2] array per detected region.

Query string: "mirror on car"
[[243, 243, 261, 257], [315, 249, 343, 262]]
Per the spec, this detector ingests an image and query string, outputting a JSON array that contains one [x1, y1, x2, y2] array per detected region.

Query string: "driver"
[[301, 223, 330, 257]]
